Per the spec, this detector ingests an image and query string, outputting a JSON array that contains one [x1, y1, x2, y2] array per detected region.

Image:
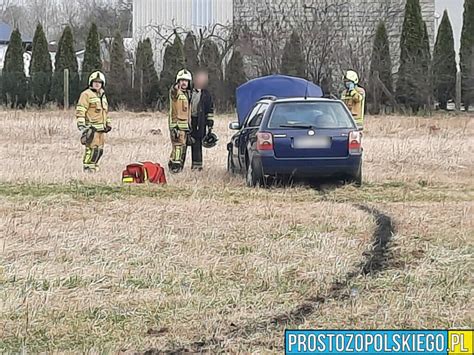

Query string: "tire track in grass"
[[146, 204, 395, 354]]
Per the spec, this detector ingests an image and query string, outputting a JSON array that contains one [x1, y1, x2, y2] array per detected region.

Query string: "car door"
[[240, 103, 269, 168], [234, 103, 261, 170]]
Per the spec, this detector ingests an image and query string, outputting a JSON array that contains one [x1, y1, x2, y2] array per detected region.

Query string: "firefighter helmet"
[[89, 71, 106, 87], [203, 131, 218, 149], [176, 69, 192, 83], [344, 70, 359, 84]]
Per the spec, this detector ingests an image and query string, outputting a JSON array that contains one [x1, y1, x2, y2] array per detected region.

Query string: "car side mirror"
[[229, 122, 240, 130]]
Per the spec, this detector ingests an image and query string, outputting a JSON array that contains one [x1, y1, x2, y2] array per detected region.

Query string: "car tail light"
[[349, 131, 362, 155], [257, 132, 274, 151]]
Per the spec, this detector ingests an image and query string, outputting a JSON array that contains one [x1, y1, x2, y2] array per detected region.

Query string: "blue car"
[[227, 96, 363, 187]]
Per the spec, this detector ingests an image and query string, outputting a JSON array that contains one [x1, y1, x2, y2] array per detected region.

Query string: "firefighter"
[[190, 69, 215, 170], [341, 70, 366, 127], [76, 71, 111, 172], [168, 69, 192, 173]]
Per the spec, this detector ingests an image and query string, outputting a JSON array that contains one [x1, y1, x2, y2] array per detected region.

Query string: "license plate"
[[294, 136, 331, 149]]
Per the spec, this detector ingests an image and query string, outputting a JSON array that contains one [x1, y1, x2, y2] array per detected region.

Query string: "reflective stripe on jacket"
[[76, 88, 110, 131], [341, 87, 366, 126], [169, 87, 191, 130]]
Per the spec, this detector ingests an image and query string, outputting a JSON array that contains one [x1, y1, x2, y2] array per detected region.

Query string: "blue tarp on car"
[[236, 75, 324, 124]]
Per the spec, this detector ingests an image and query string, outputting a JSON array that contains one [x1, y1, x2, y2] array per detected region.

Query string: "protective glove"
[[104, 125, 112, 133], [80, 126, 96, 145], [206, 119, 214, 130]]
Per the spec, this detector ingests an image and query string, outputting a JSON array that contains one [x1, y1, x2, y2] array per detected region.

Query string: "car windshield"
[[267, 102, 355, 129]]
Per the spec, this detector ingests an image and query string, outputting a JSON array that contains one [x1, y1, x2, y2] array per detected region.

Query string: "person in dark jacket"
[[190, 70, 214, 170]]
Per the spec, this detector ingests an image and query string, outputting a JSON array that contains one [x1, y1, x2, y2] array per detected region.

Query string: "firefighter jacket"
[[76, 88, 111, 132], [169, 87, 191, 131], [341, 87, 366, 126], [190, 88, 214, 139]]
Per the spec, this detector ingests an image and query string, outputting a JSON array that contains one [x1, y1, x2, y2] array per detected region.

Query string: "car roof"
[[257, 97, 340, 104]]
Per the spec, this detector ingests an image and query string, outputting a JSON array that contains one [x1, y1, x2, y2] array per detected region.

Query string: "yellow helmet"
[[344, 70, 359, 84], [89, 71, 106, 87], [176, 69, 192, 83]]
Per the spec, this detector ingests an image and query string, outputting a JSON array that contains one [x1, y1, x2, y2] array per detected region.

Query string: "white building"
[[133, 0, 233, 70]]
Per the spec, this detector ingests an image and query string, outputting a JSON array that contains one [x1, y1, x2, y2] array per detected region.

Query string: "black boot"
[[169, 161, 183, 174]]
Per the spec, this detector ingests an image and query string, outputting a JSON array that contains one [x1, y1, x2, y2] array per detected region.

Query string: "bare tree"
[[1, 5, 27, 32], [236, 0, 405, 96], [24, 0, 60, 39], [236, 0, 292, 76], [0, 0, 12, 14], [143, 21, 236, 73], [299, 1, 350, 90]]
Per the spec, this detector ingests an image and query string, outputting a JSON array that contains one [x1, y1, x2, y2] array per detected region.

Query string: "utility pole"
[[64, 69, 69, 109], [140, 69, 144, 104], [455, 71, 461, 111]]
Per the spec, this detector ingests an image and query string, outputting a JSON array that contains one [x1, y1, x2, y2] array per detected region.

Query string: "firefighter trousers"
[[83, 132, 105, 171], [169, 130, 187, 172]]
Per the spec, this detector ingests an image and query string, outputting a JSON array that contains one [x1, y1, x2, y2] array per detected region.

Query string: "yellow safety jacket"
[[169, 87, 191, 131], [342, 87, 366, 127], [76, 88, 111, 132]]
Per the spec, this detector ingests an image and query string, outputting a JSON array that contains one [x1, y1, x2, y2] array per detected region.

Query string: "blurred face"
[[92, 80, 103, 91], [178, 79, 189, 90], [194, 72, 209, 89]]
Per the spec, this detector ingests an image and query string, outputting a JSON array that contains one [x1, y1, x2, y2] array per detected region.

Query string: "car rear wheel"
[[347, 164, 362, 187], [246, 158, 263, 187]]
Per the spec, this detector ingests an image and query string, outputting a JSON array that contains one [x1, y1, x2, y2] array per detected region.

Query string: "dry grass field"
[[0, 109, 473, 353]]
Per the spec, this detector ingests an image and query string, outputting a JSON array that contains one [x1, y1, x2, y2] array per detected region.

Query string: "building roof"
[[0, 22, 32, 43]]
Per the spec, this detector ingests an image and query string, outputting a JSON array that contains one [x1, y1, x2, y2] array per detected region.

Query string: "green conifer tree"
[[369, 22, 393, 113], [200, 39, 224, 111], [108, 31, 129, 108], [135, 38, 160, 108], [159, 32, 185, 103], [280, 31, 306, 78], [3, 29, 28, 108], [396, 0, 431, 112], [184, 32, 199, 74], [82, 23, 102, 88], [30, 23, 52, 106], [134, 40, 144, 108], [460, 0, 474, 110], [421, 21, 432, 108], [226, 50, 247, 106], [53, 26, 79, 106], [433, 10, 457, 110]]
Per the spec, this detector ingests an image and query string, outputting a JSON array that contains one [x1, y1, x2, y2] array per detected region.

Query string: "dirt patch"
[[355, 205, 394, 275], [149, 205, 395, 354]]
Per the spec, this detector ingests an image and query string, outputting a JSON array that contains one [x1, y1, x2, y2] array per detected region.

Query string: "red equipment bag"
[[122, 162, 167, 184]]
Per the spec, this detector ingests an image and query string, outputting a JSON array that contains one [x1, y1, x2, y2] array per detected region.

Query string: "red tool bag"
[[122, 162, 167, 184]]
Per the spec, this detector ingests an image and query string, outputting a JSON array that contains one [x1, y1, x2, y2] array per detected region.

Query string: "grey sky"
[[435, 0, 464, 58]]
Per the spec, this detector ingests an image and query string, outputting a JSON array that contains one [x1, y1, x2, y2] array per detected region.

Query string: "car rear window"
[[267, 102, 355, 129]]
